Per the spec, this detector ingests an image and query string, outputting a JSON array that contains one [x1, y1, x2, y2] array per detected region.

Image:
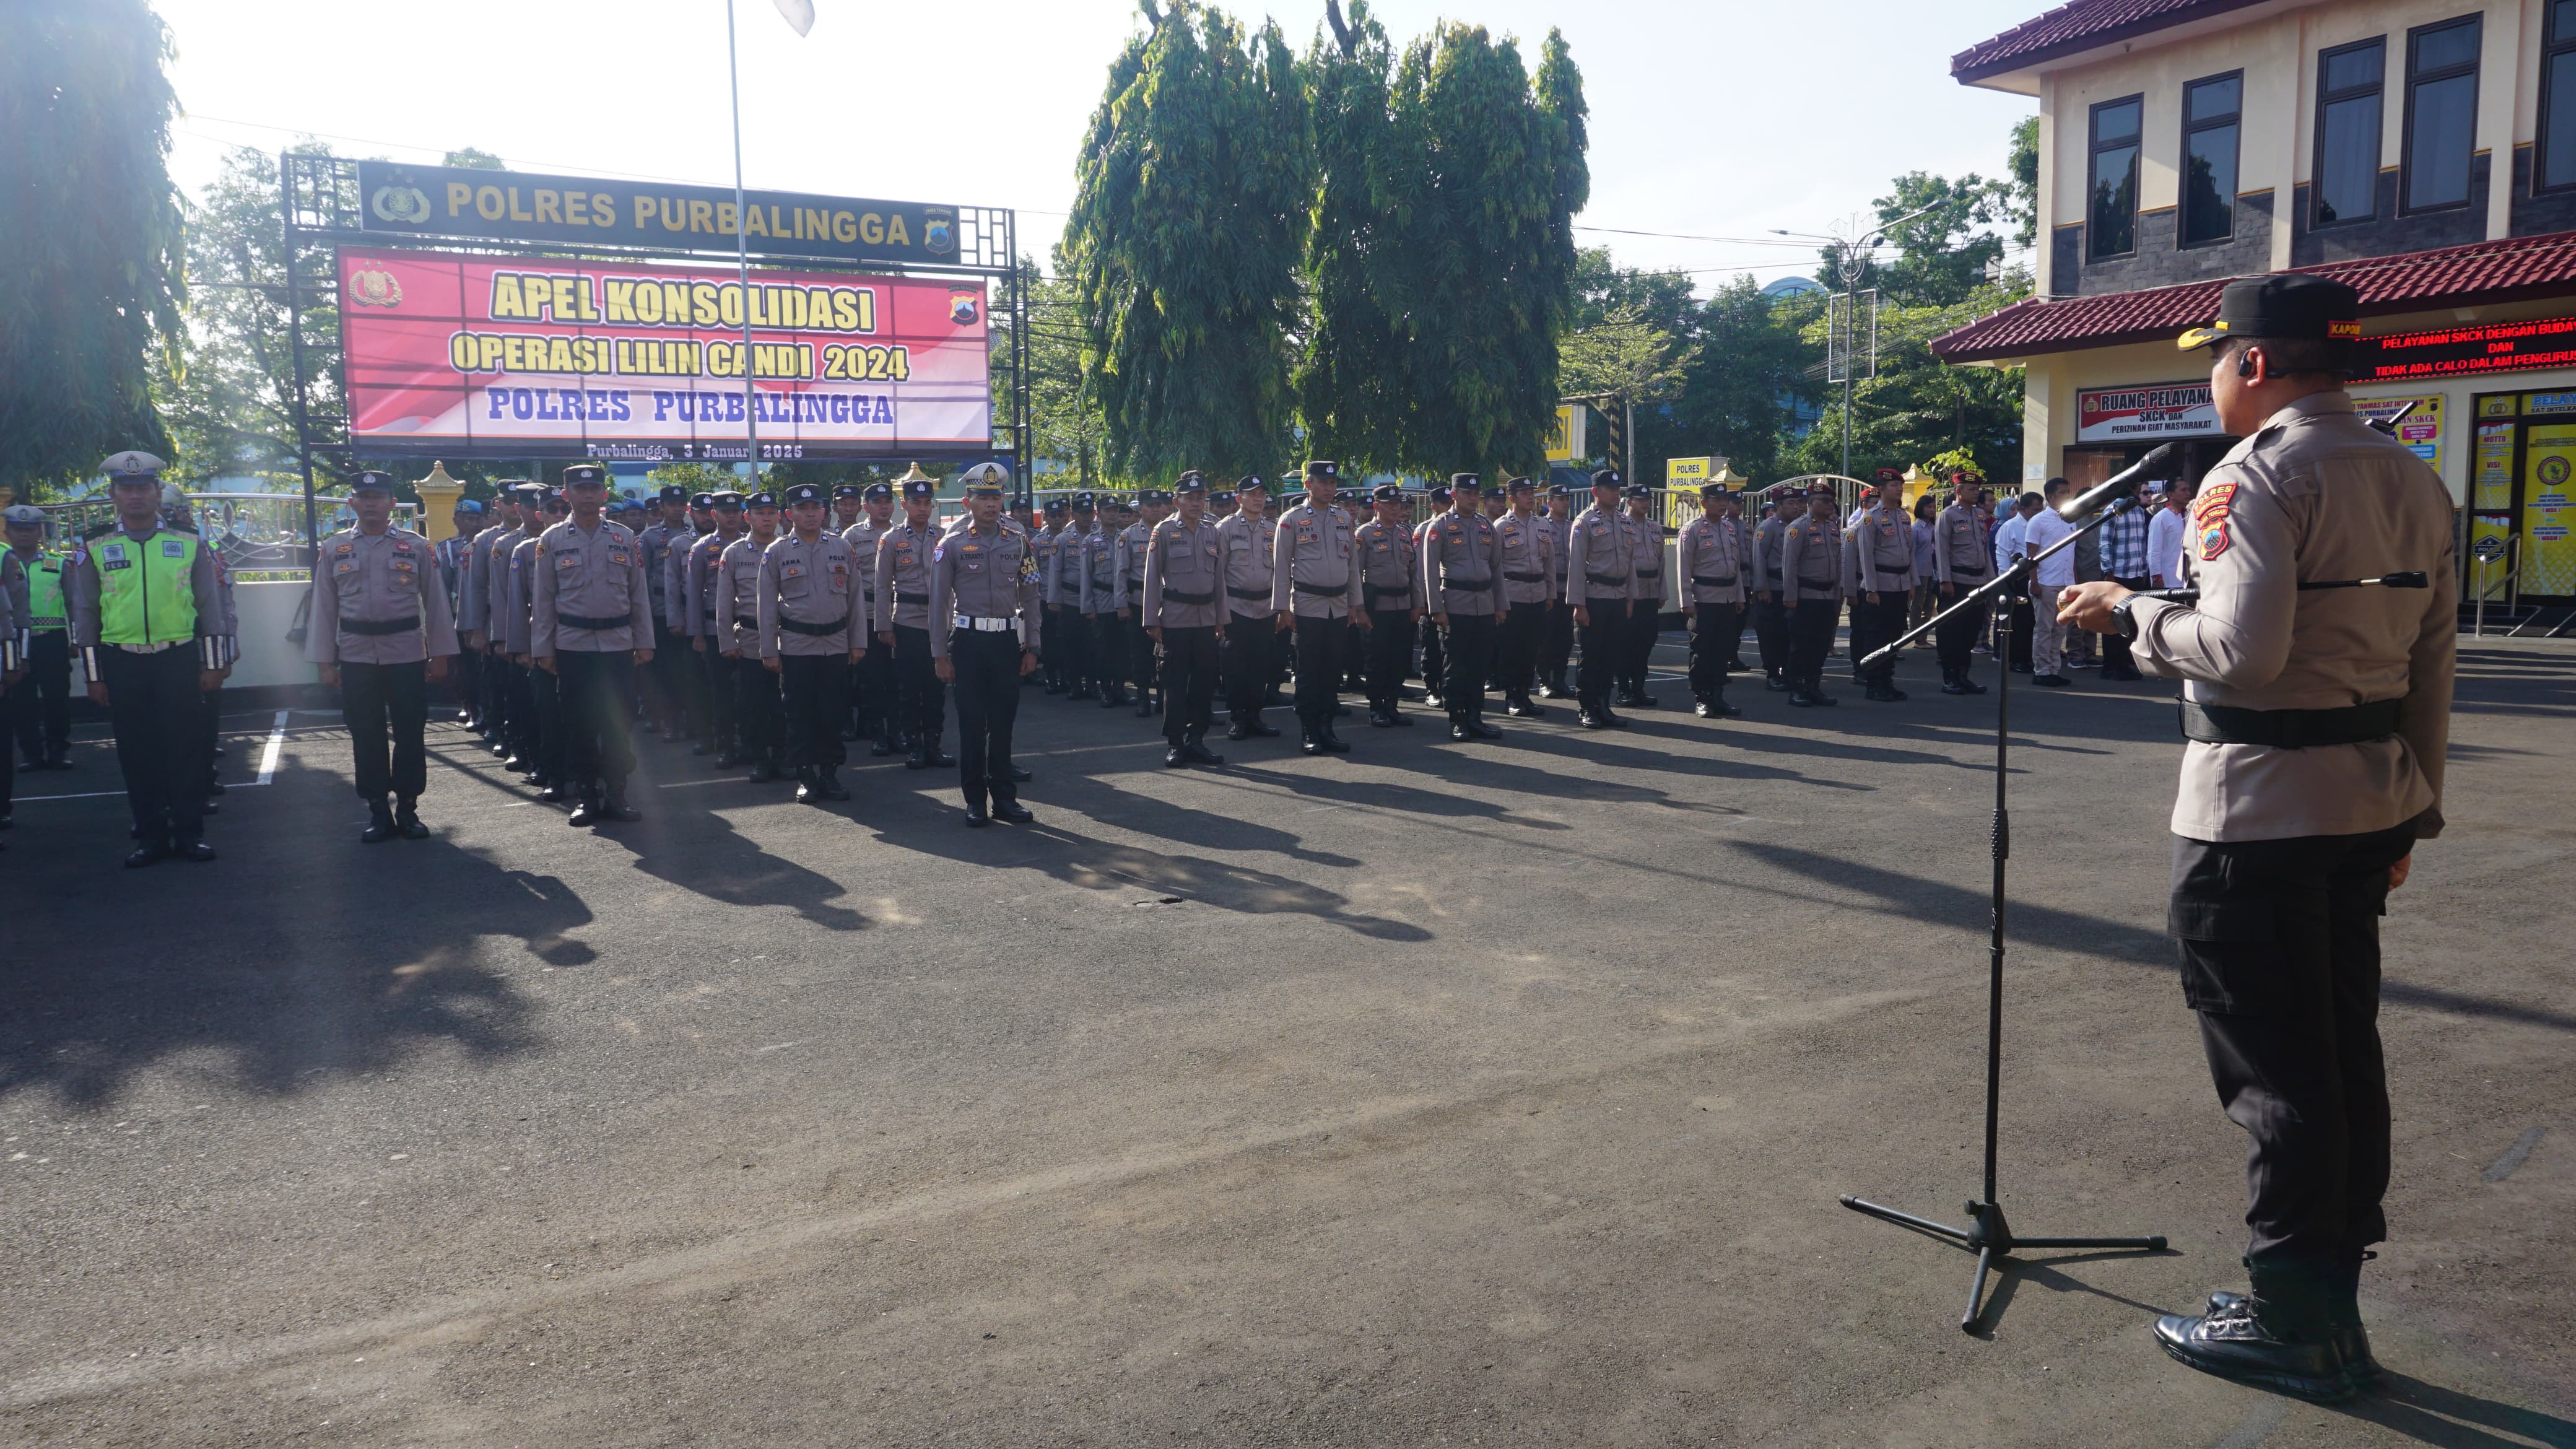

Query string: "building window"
[[2315, 38, 2386, 225], [2404, 17, 2481, 212], [2089, 95, 2143, 259], [2541, 0, 2576, 191], [2182, 72, 2242, 246]]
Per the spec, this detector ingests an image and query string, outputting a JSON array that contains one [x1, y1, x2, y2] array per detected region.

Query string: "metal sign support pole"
[[282, 155, 320, 554], [726, 0, 760, 477]]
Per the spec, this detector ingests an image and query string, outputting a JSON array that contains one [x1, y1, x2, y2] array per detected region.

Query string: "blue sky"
[[157, 0, 2043, 292]]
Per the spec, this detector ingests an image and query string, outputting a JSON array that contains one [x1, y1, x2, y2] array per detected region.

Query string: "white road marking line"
[[255, 710, 289, 785]]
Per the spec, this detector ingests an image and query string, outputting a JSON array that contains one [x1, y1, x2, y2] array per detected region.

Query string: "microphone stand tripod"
[[1839, 497, 2167, 1333]]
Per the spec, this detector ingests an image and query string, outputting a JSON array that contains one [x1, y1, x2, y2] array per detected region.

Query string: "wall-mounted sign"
[[2354, 393, 2445, 471], [2076, 381, 2221, 442], [2356, 316, 2576, 382]]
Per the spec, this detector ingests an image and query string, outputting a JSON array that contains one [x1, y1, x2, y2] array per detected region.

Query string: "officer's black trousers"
[[1689, 603, 1741, 702], [340, 659, 429, 802], [1847, 591, 1908, 689], [1498, 601, 1546, 700], [681, 632, 715, 739], [528, 659, 564, 781], [1622, 596, 1663, 690], [1290, 613, 1344, 729], [1419, 612, 1445, 695], [1223, 613, 1273, 721], [450, 644, 481, 721], [12, 631, 72, 762], [552, 650, 637, 793], [479, 644, 509, 733], [1343, 618, 1367, 690], [777, 653, 848, 771], [697, 642, 736, 753], [1539, 601, 1573, 690], [645, 622, 685, 729], [98, 643, 207, 843], [893, 624, 945, 748], [1363, 608, 1415, 710], [1933, 578, 1992, 676], [1751, 597, 1789, 679], [1088, 612, 1124, 694], [1158, 624, 1219, 744], [1038, 607, 1064, 687], [947, 627, 1022, 806], [1575, 596, 1627, 707], [1056, 607, 1094, 690], [1125, 609, 1159, 702], [1438, 611, 1496, 721], [854, 635, 896, 738], [1789, 598, 1841, 687], [733, 654, 783, 764], [2172, 820, 2417, 1273], [506, 653, 542, 760]]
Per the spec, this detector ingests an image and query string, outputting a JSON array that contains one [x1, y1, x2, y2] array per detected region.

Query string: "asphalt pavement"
[[4, 637, 2570, 1447]]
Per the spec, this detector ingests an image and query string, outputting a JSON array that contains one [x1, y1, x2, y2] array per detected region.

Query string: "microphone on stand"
[[2057, 441, 2183, 521]]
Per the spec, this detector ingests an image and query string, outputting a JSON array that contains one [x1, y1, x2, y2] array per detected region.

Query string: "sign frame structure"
[[278, 151, 1028, 541]]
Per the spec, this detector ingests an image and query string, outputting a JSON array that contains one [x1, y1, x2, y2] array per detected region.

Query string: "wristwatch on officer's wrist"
[[2112, 595, 2143, 642]]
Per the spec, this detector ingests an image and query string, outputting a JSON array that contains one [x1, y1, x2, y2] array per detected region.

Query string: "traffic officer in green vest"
[[5, 505, 72, 773], [68, 451, 227, 865], [308, 469, 461, 842]]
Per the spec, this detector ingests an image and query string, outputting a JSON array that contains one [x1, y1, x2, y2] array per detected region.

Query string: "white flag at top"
[[772, 0, 814, 36]]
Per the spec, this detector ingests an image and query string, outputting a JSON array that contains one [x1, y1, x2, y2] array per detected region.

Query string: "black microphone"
[[2056, 441, 2183, 521]]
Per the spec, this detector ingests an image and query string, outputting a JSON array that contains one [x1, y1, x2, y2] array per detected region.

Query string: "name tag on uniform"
[[162, 539, 188, 559]]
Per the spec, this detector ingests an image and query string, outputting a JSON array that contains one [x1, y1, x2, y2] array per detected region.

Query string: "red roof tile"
[[1932, 230, 2576, 362], [1953, 0, 2275, 84]]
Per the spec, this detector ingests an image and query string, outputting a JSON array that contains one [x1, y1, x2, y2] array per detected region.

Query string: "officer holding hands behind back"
[[2055, 274, 2456, 1402]]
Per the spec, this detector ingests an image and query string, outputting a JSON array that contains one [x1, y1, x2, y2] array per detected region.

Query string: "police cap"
[[1371, 483, 1404, 503], [901, 476, 936, 500], [1874, 466, 1902, 484], [1236, 475, 1267, 492], [1622, 484, 1651, 500], [1591, 469, 1622, 490], [783, 483, 825, 506], [1209, 490, 1236, 508], [4, 504, 48, 526], [1172, 474, 1207, 497], [1072, 491, 1096, 510], [102, 450, 167, 482], [711, 490, 746, 509], [746, 490, 780, 510], [347, 469, 396, 495], [2178, 272, 2362, 352], [1504, 475, 1534, 494], [658, 484, 690, 503], [1698, 482, 1730, 499], [454, 497, 485, 516], [1449, 472, 1482, 492], [560, 464, 607, 489], [959, 462, 1009, 498], [1305, 460, 1340, 482], [862, 482, 892, 502], [690, 491, 717, 509], [1429, 485, 1451, 505]]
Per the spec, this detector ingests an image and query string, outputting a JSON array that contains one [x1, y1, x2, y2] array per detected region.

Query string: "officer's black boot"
[[1465, 711, 1501, 741], [1940, 667, 1971, 695], [817, 766, 851, 802], [749, 755, 780, 784], [1302, 728, 1328, 757], [794, 766, 818, 804], [1183, 731, 1224, 767], [2154, 1263, 2352, 1403], [361, 797, 397, 844], [601, 777, 642, 824], [1369, 706, 1398, 728], [394, 796, 431, 840], [871, 727, 897, 757], [1957, 668, 1988, 694], [566, 792, 601, 828], [1134, 695, 1157, 719]]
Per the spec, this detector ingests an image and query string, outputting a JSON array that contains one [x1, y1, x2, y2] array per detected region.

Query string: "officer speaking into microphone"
[[2055, 274, 2456, 1401]]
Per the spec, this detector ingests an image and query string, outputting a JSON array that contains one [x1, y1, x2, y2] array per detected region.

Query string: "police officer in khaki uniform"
[[1066, 494, 1127, 707], [1421, 475, 1503, 741], [842, 481, 900, 751], [1270, 461, 1361, 755], [68, 452, 226, 865], [637, 483, 695, 742], [1673, 482, 1746, 720], [1115, 489, 1168, 718], [531, 464, 655, 827], [1141, 472, 1225, 765], [1215, 477, 1280, 740], [1353, 483, 1424, 728], [1493, 476, 1556, 717], [1563, 469, 1632, 729], [1617, 484, 1665, 708], [1842, 470, 1919, 702], [716, 491, 786, 781], [2056, 275, 2456, 1401], [1779, 484, 1845, 708], [875, 472, 952, 770], [477, 484, 535, 767], [929, 464, 1038, 825], [507, 488, 568, 797], [308, 469, 461, 841], [1537, 483, 1578, 697], [759, 482, 866, 803], [1931, 471, 1995, 695], [683, 492, 744, 762]]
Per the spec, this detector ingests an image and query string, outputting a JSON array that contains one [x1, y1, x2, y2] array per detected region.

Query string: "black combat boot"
[[794, 767, 818, 804], [394, 797, 431, 839], [816, 767, 851, 802], [599, 778, 641, 823], [361, 797, 397, 844], [2154, 1263, 2352, 1403]]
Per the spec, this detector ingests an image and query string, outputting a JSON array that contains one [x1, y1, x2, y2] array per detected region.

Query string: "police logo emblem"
[[949, 289, 980, 327], [922, 206, 957, 256], [370, 184, 432, 225], [349, 268, 404, 308]]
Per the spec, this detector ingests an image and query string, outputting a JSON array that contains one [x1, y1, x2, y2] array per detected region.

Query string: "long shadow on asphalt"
[[2341, 1373, 2576, 1448], [1, 833, 564, 1110], [601, 793, 871, 931], [1738, 843, 2576, 1037]]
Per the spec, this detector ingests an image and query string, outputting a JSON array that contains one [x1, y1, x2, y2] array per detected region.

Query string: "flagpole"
[[726, 0, 760, 479]]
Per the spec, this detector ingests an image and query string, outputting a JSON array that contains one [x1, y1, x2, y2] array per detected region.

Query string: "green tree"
[[1663, 276, 1822, 484], [1300, 7, 1588, 477], [1064, 1, 1313, 484], [1, 0, 186, 498], [2007, 116, 2040, 248], [443, 147, 507, 170]]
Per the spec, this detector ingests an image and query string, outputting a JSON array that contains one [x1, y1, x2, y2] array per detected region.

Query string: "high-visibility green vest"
[[91, 531, 199, 645], [24, 551, 66, 630]]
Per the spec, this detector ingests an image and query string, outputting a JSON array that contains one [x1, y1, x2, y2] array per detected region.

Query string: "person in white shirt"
[[1991, 492, 2041, 671], [2022, 478, 2078, 684], [2147, 477, 2198, 587]]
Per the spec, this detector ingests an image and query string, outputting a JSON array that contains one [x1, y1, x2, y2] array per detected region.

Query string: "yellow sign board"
[[1545, 404, 1587, 464]]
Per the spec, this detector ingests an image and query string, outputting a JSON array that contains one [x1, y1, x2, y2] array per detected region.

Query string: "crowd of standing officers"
[[6, 450, 2151, 854]]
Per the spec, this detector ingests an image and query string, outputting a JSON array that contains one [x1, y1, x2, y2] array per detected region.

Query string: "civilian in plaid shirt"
[[2095, 477, 2153, 680]]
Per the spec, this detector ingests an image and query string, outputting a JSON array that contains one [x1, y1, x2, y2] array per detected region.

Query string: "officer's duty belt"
[[894, 590, 929, 605], [1226, 586, 1271, 601], [339, 616, 420, 636], [2178, 697, 2403, 749], [1635, 568, 1661, 579], [1951, 565, 1987, 577], [1162, 586, 1215, 605], [1439, 577, 1492, 591], [1690, 575, 1739, 588], [777, 617, 845, 637], [954, 614, 1017, 633], [1503, 571, 1547, 583], [1363, 583, 1412, 601], [1291, 580, 1346, 596], [557, 612, 629, 630], [1584, 572, 1627, 588]]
